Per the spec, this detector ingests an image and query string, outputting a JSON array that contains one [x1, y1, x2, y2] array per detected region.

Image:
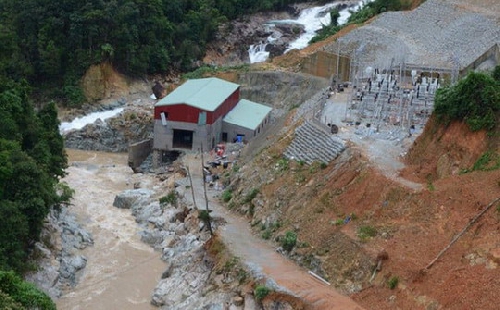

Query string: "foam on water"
[[59, 108, 124, 134], [248, 0, 375, 63]]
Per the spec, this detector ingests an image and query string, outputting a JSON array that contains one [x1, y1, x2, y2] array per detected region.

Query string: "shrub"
[[198, 210, 210, 222], [159, 190, 177, 206], [62, 85, 86, 108], [492, 65, 500, 82], [237, 268, 248, 284], [357, 225, 377, 240], [243, 188, 259, 203], [471, 151, 500, 171], [281, 231, 297, 252], [249, 203, 255, 216], [262, 230, 272, 240], [276, 158, 289, 172], [222, 189, 233, 202], [388, 276, 399, 289], [254, 285, 271, 301], [0, 271, 56, 310], [434, 71, 499, 131]]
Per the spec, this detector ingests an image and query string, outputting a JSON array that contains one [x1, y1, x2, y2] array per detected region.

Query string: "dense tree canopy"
[[434, 68, 500, 131], [0, 0, 320, 105], [0, 75, 66, 306], [0, 78, 67, 273]]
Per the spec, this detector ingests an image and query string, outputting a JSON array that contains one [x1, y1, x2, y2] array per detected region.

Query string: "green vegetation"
[[159, 190, 177, 206], [357, 225, 377, 240], [281, 231, 298, 252], [222, 189, 233, 202], [0, 81, 68, 273], [261, 221, 282, 239], [493, 65, 500, 82], [311, 0, 412, 43], [276, 158, 290, 172], [261, 229, 272, 239], [243, 188, 260, 203], [0, 271, 56, 309], [388, 275, 399, 289], [470, 151, 500, 172], [254, 285, 271, 301], [434, 69, 500, 132], [182, 63, 250, 79], [0, 0, 323, 106], [198, 210, 211, 222], [0, 75, 68, 304]]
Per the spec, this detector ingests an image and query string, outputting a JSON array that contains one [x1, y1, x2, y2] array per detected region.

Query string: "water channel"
[[56, 149, 165, 310]]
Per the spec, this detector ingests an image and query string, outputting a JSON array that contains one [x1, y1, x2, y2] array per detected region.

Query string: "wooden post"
[[200, 144, 213, 235], [185, 166, 197, 210]]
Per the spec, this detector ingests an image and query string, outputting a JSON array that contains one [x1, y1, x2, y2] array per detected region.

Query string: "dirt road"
[[183, 153, 365, 310]]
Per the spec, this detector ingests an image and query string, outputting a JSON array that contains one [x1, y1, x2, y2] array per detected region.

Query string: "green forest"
[[0, 79, 66, 307], [0, 0, 327, 107]]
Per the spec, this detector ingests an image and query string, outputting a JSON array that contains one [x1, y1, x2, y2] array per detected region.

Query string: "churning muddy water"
[[56, 149, 165, 310]]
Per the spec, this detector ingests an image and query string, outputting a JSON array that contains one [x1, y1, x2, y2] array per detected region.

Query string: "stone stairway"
[[284, 121, 345, 164]]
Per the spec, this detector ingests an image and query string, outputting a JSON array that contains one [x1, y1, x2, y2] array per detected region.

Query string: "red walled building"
[[153, 77, 272, 166]]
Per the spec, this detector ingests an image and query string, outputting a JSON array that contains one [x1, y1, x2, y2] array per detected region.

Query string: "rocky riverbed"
[[204, 0, 360, 65], [27, 149, 271, 309]]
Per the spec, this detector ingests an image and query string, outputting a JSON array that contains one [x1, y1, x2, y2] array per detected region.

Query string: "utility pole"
[[336, 40, 340, 82], [200, 144, 213, 235], [185, 166, 197, 210]]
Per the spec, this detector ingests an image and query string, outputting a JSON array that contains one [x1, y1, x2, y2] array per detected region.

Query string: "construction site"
[[294, 0, 500, 153]]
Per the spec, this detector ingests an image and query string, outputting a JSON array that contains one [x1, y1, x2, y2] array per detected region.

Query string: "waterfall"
[[248, 0, 374, 63], [249, 43, 270, 63], [59, 108, 124, 134]]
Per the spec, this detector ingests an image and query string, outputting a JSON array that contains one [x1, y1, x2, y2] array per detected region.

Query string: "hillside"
[[218, 83, 500, 309], [51, 0, 500, 308], [209, 1, 500, 308]]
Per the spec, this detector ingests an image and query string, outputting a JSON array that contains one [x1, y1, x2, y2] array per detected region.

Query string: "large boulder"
[[113, 188, 154, 209]]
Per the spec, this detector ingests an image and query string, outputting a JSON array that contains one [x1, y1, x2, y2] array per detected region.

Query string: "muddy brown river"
[[56, 149, 165, 310]]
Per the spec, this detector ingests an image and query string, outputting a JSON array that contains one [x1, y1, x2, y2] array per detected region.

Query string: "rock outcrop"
[[113, 185, 254, 309], [63, 104, 154, 152], [25, 207, 94, 298]]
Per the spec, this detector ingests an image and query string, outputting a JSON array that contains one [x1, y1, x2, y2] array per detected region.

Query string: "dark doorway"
[[222, 132, 228, 142], [161, 150, 182, 164], [173, 129, 194, 149]]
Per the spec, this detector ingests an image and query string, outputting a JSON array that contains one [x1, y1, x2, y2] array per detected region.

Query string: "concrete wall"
[[153, 119, 222, 151], [222, 114, 272, 143], [222, 122, 252, 142], [300, 51, 351, 83], [128, 139, 152, 171], [460, 44, 500, 76]]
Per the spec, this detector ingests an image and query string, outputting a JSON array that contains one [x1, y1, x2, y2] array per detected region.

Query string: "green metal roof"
[[155, 77, 239, 111], [223, 99, 272, 130]]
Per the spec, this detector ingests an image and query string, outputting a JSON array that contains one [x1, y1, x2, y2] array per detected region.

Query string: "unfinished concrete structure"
[[318, 0, 500, 138]]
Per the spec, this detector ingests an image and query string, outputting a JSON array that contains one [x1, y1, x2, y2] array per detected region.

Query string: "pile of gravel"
[[324, 0, 500, 70]]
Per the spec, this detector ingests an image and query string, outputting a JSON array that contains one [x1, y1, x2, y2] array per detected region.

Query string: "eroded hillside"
[[218, 94, 500, 309]]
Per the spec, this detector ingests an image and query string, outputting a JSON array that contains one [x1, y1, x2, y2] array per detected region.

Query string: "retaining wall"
[[128, 139, 152, 171]]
